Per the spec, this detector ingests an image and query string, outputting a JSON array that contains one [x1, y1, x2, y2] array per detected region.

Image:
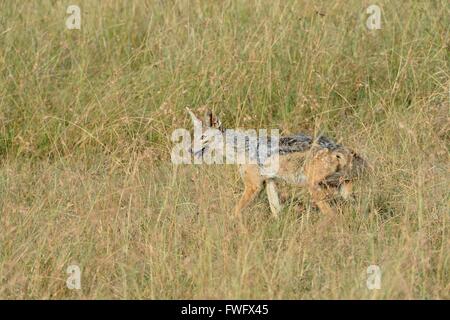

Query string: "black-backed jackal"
[[186, 108, 368, 218]]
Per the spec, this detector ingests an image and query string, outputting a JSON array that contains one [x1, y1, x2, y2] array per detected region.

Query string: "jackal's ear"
[[205, 110, 222, 130], [186, 107, 202, 129]]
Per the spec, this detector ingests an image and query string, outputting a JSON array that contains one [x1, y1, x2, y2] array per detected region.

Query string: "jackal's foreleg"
[[265, 180, 281, 218], [234, 165, 262, 218], [234, 184, 261, 218]]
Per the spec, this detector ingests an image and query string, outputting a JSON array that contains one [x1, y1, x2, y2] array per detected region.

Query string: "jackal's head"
[[186, 107, 224, 158]]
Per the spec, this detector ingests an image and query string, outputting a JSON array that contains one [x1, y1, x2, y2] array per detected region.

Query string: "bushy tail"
[[351, 151, 372, 177]]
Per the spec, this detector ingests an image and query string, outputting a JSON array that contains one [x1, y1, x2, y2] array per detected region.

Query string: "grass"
[[0, 0, 449, 299]]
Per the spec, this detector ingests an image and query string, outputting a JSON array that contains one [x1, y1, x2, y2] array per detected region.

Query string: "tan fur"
[[235, 145, 363, 218], [185, 107, 366, 219], [234, 164, 262, 217]]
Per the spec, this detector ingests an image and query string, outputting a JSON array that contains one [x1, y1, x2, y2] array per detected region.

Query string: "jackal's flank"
[[186, 108, 369, 218]]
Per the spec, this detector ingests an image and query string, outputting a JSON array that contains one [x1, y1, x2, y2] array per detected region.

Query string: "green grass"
[[0, 0, 449, 299]]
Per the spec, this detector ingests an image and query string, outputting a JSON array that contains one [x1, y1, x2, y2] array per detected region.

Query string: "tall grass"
[[0, 0, 448, 299]]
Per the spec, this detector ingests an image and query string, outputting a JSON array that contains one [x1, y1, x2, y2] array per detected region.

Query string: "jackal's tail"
[[351, 151, 372, 177]]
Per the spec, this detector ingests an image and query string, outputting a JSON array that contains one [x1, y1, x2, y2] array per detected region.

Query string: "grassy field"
[[0, 0, 449, 299]]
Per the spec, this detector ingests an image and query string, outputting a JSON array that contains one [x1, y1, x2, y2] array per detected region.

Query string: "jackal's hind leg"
[[308, 184, 336, 215], [339, 181, 353, 200], [304, 149, 340, 215]]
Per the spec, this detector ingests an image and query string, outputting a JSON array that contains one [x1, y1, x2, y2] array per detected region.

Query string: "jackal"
[[186, 108, 368, 218]]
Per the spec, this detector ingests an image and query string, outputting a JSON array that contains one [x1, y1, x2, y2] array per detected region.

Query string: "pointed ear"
[[186, 107, 202, 129], [204, 110, 222, 130]]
